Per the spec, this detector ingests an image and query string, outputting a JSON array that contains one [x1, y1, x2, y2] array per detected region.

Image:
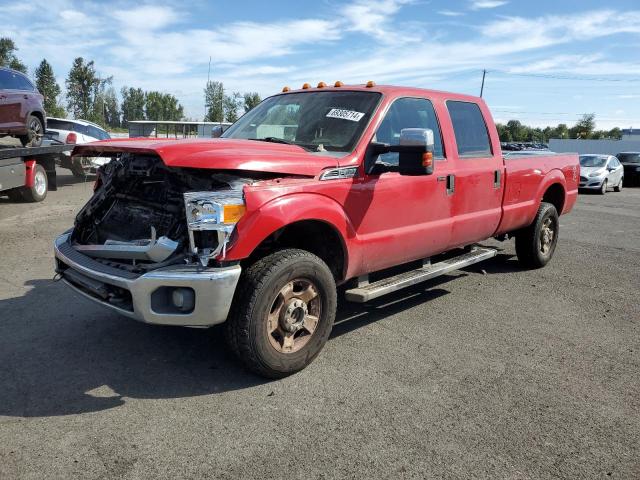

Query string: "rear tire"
[[21, 164, 48, 202], [515, 202, 559, 269], [225, 249, 337, 378], [614, 178, 623, 192], [6, 189, 24, 202], [18, 115, 44, 147]]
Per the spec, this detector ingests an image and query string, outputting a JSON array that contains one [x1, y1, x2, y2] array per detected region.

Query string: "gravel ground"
[[0, 169, 638, 479]]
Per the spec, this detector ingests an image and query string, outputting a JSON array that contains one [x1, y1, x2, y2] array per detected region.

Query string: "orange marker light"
[[282, 86, 290, 92], [302, 83, 311, 89], [317, 81, 327, 88], [422, 151, 434, 168], [334, 81, 344, 87], [366, 80, 376, 88], [223, 204, 246, 223]]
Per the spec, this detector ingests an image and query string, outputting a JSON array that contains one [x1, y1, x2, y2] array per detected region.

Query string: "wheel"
[[614, 178, 623, 192], [18, 115, 44, 147], [71, 162, 89, 179], [225, 249, 337, 378], [515, 202, 559, 269], [21, 164, 48, 202], [599, 179, 607, 195]]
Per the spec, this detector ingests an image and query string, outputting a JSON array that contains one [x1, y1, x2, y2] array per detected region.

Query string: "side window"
[[446, 101, 492, 158], [374, 97, 444, 166], [15, 73, 35, 91], [0, 70, 10, 89], [88, 126, 104, 139]]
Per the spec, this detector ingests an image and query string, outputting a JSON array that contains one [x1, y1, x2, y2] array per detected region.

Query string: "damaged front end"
[[71, 153, 255, 273]]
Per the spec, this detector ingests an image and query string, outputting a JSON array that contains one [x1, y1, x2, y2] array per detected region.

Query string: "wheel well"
[[542, 183, 565, 214], [29, 111, 45, 130], [246, 220, 346, 281]]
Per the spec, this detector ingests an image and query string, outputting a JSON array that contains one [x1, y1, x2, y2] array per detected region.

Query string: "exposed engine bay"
[[71, 153, 271, 273]]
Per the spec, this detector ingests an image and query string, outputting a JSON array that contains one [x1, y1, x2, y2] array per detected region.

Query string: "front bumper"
[[579, 177, 605, 189], [54, 232, 241, 327]]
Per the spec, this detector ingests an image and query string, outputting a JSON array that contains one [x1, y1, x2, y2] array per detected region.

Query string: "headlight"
[[183, 191, 246, 264], [588, 170, 604, 177]]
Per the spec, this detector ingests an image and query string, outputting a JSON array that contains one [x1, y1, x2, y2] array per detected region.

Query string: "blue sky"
[[2, 0, 640, 129]]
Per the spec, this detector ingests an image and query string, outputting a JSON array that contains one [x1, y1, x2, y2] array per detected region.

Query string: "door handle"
[[494, 169, 501, 189], [446, 174, 455, 195]]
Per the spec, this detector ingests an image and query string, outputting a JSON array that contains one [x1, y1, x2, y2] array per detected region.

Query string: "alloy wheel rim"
[[29, 119, 42, 138], [539, 217, 555, 255], [34, 171, 46, 196], [267, 278, 321, 354]]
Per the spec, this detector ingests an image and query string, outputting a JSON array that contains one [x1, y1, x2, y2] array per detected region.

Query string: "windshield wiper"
[[249, 137, 313, 151]]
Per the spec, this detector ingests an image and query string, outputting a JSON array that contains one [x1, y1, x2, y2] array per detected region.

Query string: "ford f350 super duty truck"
[[54, 82, 579, 378]]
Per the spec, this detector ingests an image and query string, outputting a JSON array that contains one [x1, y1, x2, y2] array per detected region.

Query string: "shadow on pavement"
[[0, 267, 488, 418]]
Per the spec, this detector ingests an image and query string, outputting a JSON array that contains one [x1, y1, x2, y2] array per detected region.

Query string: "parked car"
[[45, 117, 111, 177], [578, 154, 624, 194], [54, 83, 579, 378], [0, 67, 46, 147], [616, 152, 640, 186]]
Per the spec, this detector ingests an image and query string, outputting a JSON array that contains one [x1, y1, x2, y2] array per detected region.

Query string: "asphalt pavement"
[[1, 169, 638, 479]]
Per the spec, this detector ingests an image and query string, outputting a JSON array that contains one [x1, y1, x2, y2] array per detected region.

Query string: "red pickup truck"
[[54, 83, 578, 377]]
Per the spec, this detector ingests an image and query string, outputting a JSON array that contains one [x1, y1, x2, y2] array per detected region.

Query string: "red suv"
[[0, 67, 46, 147]]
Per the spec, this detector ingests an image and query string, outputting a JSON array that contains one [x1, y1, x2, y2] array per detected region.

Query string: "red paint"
[[24, 159, 36, 188], [76, 85, 579, 281]]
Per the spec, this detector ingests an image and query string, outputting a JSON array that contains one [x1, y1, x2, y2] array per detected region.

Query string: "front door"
[[346, 97, 454, 274]]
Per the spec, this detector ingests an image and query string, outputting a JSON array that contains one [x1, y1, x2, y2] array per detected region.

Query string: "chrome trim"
[[319, 166, 358, 181], [54, 232, 241, 327]]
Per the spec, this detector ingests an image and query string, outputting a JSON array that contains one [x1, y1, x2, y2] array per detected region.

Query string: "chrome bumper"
[[54, 232, 241, 327]]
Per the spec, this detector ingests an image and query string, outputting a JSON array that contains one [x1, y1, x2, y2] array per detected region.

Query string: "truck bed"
[[497, 153, 579, 235]]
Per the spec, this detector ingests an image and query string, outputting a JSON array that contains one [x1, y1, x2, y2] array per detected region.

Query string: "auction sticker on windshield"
[[326, 108, 365, 122]]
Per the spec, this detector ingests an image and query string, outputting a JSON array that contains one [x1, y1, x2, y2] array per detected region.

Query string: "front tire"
[[515, 202, 559, 269], [225, 249, 337, 378], [599, 179, 607, 195]]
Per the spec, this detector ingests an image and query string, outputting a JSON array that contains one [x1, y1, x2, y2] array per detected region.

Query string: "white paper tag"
[[326, 108, 365, 122]]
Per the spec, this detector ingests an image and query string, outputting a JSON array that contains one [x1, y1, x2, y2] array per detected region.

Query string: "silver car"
[[579, 155, 624, 194]]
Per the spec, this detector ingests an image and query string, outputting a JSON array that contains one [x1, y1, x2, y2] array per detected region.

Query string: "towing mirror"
[[397, 128, 434, 176], [211, 125, 224, 138]]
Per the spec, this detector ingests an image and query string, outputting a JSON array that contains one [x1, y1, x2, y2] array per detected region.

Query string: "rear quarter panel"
[[497, 153, 579, 234]]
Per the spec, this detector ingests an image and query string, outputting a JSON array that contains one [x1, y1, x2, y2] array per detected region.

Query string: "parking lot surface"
[[1, 170, 639, 479]]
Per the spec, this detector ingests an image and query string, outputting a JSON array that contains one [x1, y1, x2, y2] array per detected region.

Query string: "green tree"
[[506, 120, 528, 142], [223, 92, 242, 123], [34, 59, 65, 117], [99, 87, 120, 128], [571, 113, 596, 139], [145, 91, 184, 121], [121, 87, 146, 124], [65, 57, 111, 121], [243, 92, 262, 113], [608, 127, 622, 140], [495, 123, 512, 142], [0, 38, 27, 73], [204, 81, 224, 122]]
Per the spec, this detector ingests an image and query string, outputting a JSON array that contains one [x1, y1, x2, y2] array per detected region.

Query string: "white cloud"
[[111, 6, 179, 31], [470, 1, 508, 10], [342, 0, 412, 39], [438, 10, 465, 17]]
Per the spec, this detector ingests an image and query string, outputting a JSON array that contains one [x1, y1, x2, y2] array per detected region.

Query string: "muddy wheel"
[[18, 115, 44, 147], [21, 164, 48, 202], [225, 249, 337, 378], [515, 202, 559, 269]]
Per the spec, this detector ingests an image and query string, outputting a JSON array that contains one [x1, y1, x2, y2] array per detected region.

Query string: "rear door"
[[0, 69, 24, 130], [444, 100, 504, 248]]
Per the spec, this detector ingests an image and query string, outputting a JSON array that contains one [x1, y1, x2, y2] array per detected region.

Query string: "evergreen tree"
[[34, 59, 65, 117]]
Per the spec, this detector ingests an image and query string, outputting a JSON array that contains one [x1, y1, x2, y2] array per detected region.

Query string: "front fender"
[[224, 192, 361, 277]]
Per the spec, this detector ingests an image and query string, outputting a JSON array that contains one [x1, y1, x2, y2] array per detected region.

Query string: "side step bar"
[[345, 247, 497, 303]]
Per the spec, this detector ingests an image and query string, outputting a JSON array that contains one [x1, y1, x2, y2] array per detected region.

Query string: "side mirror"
[[397, 128, 434, 176], [369, 128, 435, 176], [211, 125, 224, 138]]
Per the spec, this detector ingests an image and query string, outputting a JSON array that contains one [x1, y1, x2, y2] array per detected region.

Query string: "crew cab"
[[54, 83, 579, 378]]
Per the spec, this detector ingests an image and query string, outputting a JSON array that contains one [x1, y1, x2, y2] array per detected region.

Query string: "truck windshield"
[[222, 91, 381, 153], [579, 155, 607, 167], [617, 153, 640, 163]]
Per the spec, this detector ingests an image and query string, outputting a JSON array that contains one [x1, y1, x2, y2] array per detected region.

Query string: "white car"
[[578, 154, 624, 194], [45, 117, 111, 177]]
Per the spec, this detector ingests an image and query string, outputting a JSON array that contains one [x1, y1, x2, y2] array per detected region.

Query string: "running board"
[[345, 247, 497, 303]]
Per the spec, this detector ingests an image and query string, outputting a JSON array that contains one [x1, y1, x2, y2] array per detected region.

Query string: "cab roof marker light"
[[302, 83, 311, 89], [334, 81, 344, 87], [282, 86, 291, 92], [317, 81, 327, 88], [366, 80, 376, 88]]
